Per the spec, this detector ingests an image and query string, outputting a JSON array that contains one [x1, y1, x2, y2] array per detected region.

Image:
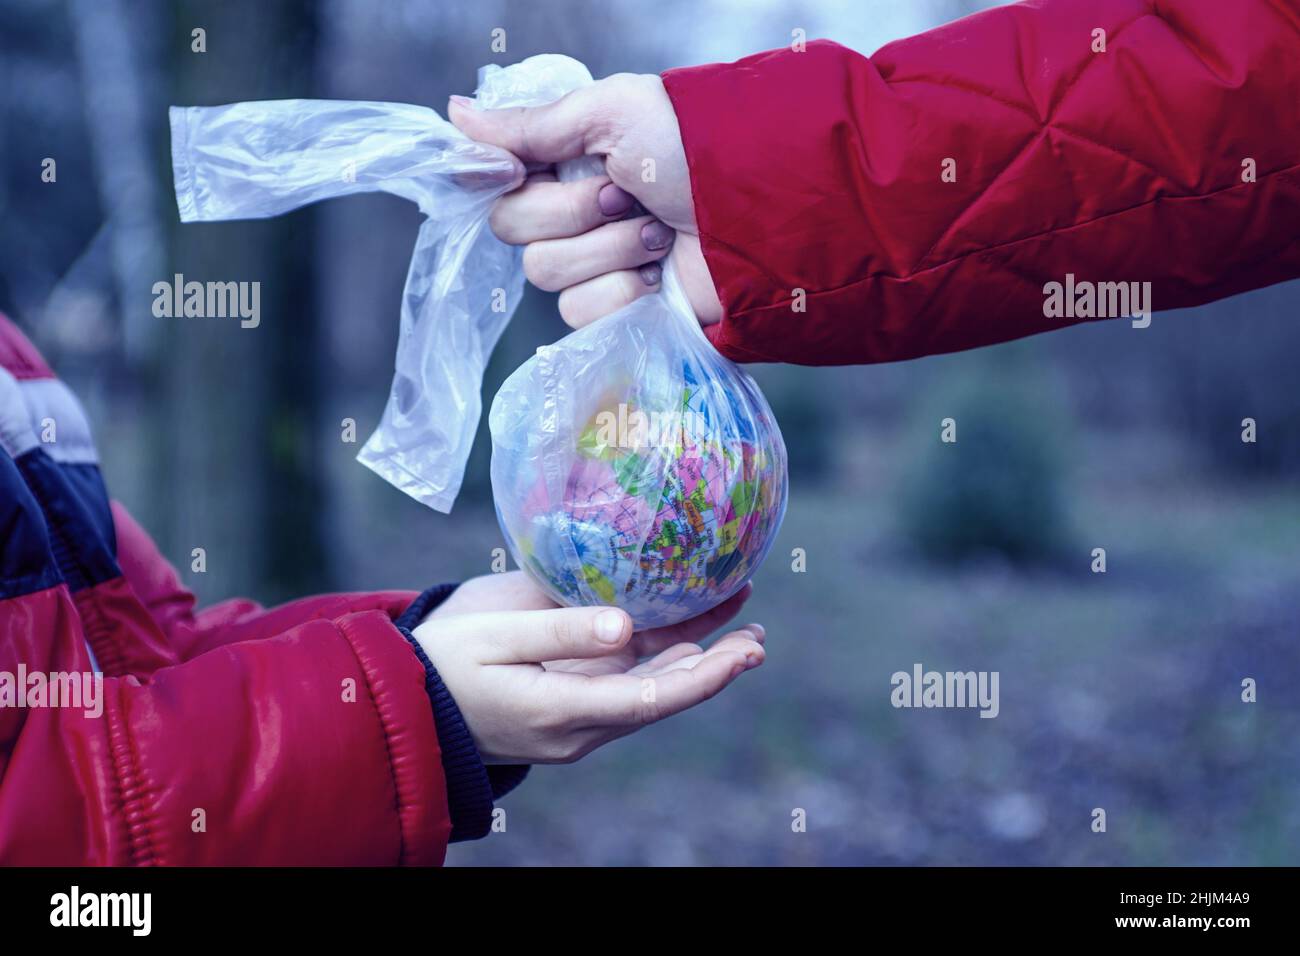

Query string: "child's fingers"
[[639, 632, 764, 677], [460, 606, 633, 664], [701, 631, 765, 667], [628, 647, 751, 722], [625, 642, 703, 675], [573, 634, 761, 728], [630, 583, 754, 657], [619, 627, 764, 677]]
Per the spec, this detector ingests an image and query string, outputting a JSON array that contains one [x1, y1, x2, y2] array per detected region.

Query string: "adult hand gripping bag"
[[170, 54, 788, 628]]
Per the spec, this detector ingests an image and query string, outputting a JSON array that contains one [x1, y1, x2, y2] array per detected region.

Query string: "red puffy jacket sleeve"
[[0, 460, 453, 865], [0, 585, 450, 866], [663, 0, 1300, 365], [108, 499, 419, 666]]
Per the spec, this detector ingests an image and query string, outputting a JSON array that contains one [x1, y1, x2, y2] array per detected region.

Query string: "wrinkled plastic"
[[169, 55, 599, 511], [171, 54, 788, 627], [490, 261, 788, 628]]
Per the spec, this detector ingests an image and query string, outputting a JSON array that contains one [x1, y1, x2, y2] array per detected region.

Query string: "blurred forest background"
[[1, 0, 1296, 865]]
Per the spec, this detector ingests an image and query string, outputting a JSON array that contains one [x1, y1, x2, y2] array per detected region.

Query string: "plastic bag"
[[171, 54, 788, 628], [169, 55, 598, 511], [491, 263, 788, 628]]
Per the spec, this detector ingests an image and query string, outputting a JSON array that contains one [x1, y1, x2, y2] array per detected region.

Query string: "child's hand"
[[412, 573, 764, 764], [448, 75, 723, 331]]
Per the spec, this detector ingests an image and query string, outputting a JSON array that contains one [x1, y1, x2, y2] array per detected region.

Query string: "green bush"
[[897, 353, 1073, 564]]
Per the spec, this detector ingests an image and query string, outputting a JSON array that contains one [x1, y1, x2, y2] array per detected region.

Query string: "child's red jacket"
[[0, 314, 520, 865]]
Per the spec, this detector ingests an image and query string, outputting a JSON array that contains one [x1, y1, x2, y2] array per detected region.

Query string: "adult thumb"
[[447, 83, 613, 165], [471, 605, 633, 664]]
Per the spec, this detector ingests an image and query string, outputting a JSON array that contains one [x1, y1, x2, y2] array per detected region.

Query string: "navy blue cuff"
[[396, 584, 530, 842], [486, 764, 531, 800]]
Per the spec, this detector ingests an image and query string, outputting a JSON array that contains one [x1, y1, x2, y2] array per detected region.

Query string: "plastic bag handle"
[[170, 55, 601, 512]]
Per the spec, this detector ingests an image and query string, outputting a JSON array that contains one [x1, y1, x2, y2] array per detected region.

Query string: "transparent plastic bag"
[[490, 262, 788, 628], [171, 54, 788, 627], [169, 55, 598, 511]]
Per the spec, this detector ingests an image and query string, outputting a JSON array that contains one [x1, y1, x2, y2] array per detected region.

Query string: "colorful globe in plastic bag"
[[490, 269, 788, 629]]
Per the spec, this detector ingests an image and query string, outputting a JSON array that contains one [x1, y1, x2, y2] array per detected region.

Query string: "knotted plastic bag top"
[[169, 54, 599, 511]]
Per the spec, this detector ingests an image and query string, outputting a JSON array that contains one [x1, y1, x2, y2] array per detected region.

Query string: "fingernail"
[[640, 220, 674, 251], [595, 609, 627, 644], [746, 623, 765, 641], [638, 262, 662, 286], [449, 95, 473, 112], [598, 182, 635, 217]]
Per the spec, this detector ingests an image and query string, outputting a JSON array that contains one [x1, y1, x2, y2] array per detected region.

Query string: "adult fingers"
[[489, 175, 636, 244], [556, 264, 662, 329], [523, 216, 673, 292], [448, 141, 527, 191], [448, 83, 621, 165]]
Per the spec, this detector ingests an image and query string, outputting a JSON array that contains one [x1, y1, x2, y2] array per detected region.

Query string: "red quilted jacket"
[[664, 0, 1300, 364]]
